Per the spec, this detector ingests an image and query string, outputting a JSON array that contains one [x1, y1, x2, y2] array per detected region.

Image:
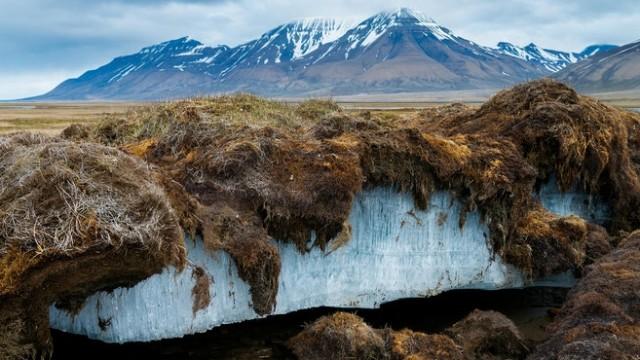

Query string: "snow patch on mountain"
[[347, 8, 458, 54], [497, 42, 618, 72], [288, 18, 354, 59]]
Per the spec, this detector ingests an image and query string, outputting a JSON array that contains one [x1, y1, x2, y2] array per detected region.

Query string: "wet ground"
[[52, 287, 568, 360]]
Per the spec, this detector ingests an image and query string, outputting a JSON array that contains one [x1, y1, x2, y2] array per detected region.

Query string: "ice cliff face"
[[49, 185, 604, 343]]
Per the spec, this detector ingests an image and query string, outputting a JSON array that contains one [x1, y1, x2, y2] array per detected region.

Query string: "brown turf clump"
[[529, 230, 640, 359], [446, 309, 529, 360], [383, 328, 464, 360], [0, 133, 185, 358], [288, 312, 464, 360], [288, 312, 388, 360]]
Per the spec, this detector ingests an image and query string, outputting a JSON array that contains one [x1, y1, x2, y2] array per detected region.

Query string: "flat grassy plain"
[[0, 102, 144, 135], [1, 97, 639, 135]]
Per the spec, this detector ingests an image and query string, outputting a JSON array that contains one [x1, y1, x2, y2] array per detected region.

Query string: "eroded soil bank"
[[51, 287, 567, 359], [3, 80, 640, 357]]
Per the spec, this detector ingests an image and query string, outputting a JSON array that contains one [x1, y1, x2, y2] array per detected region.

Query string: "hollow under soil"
[[51, 287, 568, 359]]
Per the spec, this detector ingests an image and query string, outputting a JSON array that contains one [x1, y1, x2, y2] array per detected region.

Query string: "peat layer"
[[1, 79, 640, 358], [0, 134, 185, 358]]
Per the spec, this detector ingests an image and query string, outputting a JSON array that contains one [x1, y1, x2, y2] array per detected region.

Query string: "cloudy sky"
[[1, 0, 638, 99]]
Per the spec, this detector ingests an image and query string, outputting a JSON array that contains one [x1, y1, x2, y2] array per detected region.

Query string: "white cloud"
[[0, 71, 78, 100]]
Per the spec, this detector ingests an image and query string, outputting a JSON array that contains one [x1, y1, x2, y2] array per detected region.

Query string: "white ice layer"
[[537, 177, 610, 224], [50, 186, 586, 343]]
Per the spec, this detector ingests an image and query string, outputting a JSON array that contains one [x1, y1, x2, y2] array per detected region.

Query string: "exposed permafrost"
[[537, 177, 610, 224], [50, 186, 590, 343]]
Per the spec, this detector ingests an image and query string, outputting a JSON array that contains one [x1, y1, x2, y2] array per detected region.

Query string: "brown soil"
[[191, 266, 211, 315], [528, 230, 640, 359]]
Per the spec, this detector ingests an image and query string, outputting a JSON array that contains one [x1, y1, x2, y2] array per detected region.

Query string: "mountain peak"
[[495, 41, 614, 73], [375, 7, 437, 25], [393, 8, 435, 22], [346, 7, 455, 46], [524, 43, 540, 50], [578, 44, 618, 57]]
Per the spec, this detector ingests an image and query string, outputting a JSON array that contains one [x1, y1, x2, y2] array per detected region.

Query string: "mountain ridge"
[[554, 40, 640, 92], [33, 8, 617, 100]]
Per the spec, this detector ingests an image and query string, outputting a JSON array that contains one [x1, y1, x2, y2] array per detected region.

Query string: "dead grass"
[[445, 309, 529, 359], [287, 312, 387, 359], [529, 230, 640, 359], [0, 132, 185, 357], [287, 312, 465, 360]]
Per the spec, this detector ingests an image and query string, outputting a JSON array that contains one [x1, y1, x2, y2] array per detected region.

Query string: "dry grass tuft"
[[288, 312, 388, 360], [0, 134, 185, 289], [0, 133, 185, 357], [446, 309, 529, 359], [288, 312, 465, 360]]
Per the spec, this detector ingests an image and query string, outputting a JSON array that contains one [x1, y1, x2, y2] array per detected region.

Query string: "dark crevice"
[[51, 287, 568, 360]]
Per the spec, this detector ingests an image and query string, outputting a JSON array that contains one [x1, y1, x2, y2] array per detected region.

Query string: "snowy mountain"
[[303, 8, 463, 63], [554, 40, 640, 92], [291, 8, 548, 94], [497, 42, 618, 72], [34, 8, 614, 100], [219, 19, 352, 71]]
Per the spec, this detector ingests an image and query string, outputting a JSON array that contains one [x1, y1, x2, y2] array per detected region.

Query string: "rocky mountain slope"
[[33, 8, 610, 100], [555, 40, 640, 92], [497, 42, 616, 72]]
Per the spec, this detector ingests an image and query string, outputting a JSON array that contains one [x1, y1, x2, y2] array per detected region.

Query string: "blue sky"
[[1, 0, 638, 99]]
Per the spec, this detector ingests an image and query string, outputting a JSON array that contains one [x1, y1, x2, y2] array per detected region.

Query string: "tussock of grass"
[[0, 132, 185, 357], [0, 133, 184, 282]]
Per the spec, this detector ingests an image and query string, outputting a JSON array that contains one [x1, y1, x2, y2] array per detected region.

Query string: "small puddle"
[[51, 287, 568, 359]]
